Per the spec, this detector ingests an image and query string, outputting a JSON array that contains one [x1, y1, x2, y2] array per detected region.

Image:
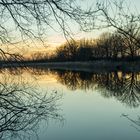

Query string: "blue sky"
[[46, 0, 140, 46]]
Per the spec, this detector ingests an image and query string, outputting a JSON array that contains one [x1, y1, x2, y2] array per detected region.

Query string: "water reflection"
[[1, 67, 140, 139], [0, 75, 63, 140], [122, 114, 140, 132], [56, 70, 140, 108], [16, 67, 140, 108]]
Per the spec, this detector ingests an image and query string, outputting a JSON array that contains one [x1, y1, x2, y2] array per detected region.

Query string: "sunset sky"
[[3, 0, 140, 57]]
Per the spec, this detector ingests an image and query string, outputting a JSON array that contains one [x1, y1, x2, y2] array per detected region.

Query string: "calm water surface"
[[1, 67, 140, 140]]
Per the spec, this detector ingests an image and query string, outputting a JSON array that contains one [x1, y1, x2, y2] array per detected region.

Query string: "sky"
[[46, 0, 140, 46], [2, 0, 140, 56]]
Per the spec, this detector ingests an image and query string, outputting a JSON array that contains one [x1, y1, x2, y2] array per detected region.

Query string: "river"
[[0, 67, 140, 140]]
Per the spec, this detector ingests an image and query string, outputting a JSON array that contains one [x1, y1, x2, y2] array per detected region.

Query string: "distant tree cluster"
[[94, 31, 140, 59], [29, 30, 140, 62], [54, 39, 95, 61]]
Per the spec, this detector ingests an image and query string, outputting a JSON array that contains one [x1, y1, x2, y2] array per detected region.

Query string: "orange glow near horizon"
[[0, 30, 105, 59]]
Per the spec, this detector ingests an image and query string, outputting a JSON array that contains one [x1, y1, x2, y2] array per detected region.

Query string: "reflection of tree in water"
[[2, 66, 140, 107], [56, 71, 96, 91], [122, 114, 140, 132], [98, 72, 140, 108], [0, 75, 63, 140], [54, 70, 140, 108]]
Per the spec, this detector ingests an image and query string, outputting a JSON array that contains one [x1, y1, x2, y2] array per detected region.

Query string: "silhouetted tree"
[[88, 0, 140, 50], [0, 0, 93, 60], [55, 40, 78, 61]]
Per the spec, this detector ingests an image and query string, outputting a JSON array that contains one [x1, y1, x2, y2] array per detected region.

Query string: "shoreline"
[[1, 60, 140, 72]]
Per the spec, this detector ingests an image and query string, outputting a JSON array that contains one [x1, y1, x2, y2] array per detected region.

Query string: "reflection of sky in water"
[[37, 82, 140, 140], [1, 69, 140, 140]]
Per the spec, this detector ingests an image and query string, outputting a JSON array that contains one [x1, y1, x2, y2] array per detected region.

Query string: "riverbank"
[[1, 60, 140, 72]]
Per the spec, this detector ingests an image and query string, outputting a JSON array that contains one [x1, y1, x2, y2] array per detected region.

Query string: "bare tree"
[[86, 0, 140, 49], [0, 0, 90, 41], [0, 0, 93, 60], [1, 0, 140, 60]]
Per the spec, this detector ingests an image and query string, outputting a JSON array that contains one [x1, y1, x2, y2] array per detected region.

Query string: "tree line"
[[0, 0, 139, 61], [28, 30, 140, 62]]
